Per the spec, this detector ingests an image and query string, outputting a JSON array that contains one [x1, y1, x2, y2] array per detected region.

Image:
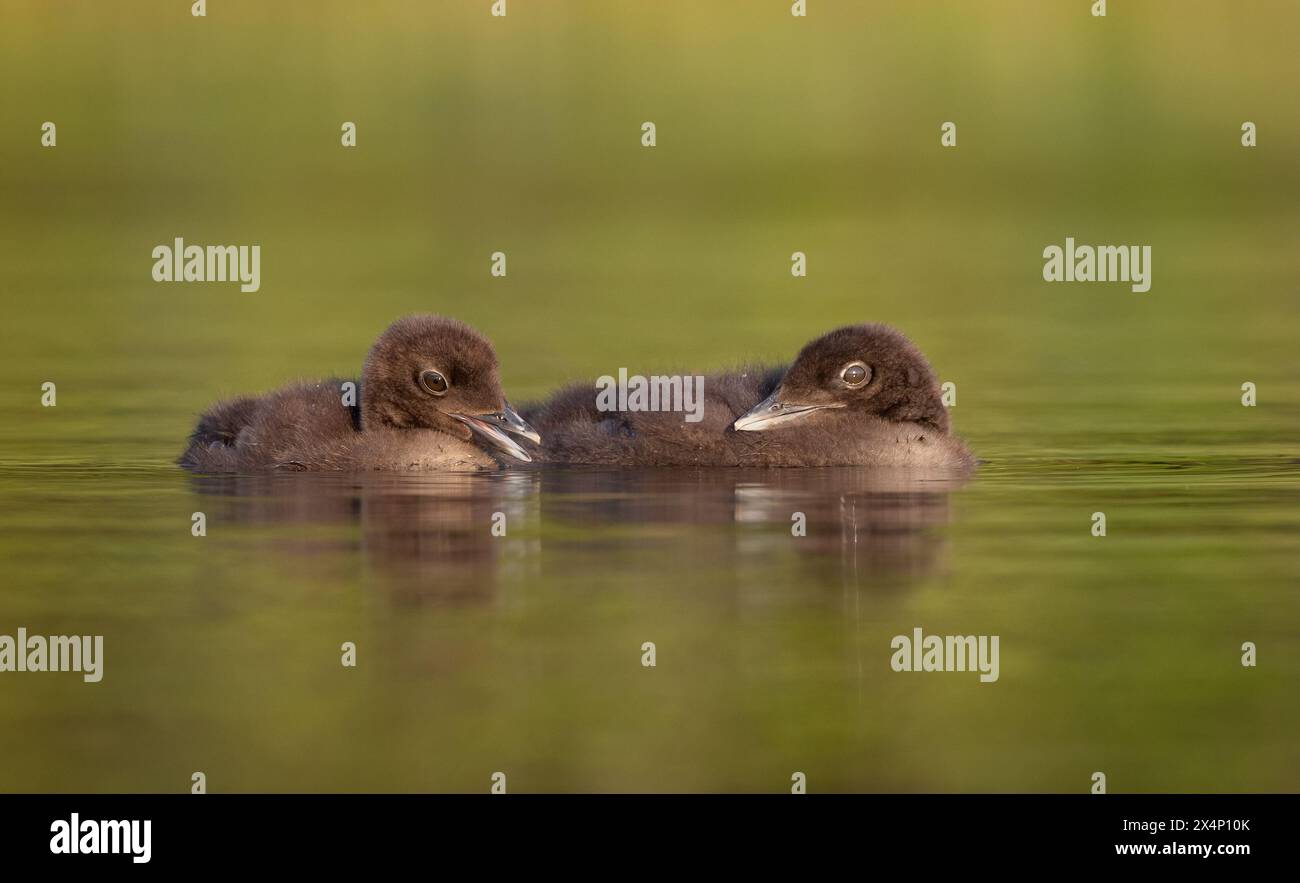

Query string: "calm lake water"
[[1, 217, 1298, 795], [0, 420, 1296, 791], [1, 1, 1298, 793]]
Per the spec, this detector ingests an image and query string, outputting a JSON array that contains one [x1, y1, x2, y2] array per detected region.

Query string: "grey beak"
[[731, 391, 840, 432], [453, 402, 540, 462], [500, 401, 542, 444]]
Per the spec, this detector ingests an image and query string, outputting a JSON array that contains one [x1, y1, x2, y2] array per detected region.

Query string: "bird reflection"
[[188, 471, 539, 604], [188, 466, 967, 605], [534, 467, 966, 597]]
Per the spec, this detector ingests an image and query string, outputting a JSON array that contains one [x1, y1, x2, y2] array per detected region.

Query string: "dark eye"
[[418, 369, 448, 396], [841, 362, 870, 388]]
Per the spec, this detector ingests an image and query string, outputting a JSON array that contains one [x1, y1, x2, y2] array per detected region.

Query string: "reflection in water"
[[190, 471, 541, 604], [190, 467, 968, 604], [536, 467, 964, 591]]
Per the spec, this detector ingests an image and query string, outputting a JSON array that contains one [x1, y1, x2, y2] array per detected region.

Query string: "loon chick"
[[523, 324, 973, 469], [179, 315, 539, 472]]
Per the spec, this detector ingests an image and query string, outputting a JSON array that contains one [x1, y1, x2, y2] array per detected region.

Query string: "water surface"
[[0, 442, 1296, 792]]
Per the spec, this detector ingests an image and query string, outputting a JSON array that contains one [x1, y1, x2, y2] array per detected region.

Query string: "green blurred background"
[[0, 1, 1297, 792]]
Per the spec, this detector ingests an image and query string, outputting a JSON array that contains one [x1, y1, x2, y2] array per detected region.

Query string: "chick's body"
[[180, 315, 537, 473], [524, 324, 974, 469]]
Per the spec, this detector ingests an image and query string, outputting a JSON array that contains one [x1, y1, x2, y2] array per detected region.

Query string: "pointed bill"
[[731, 391, 842, 432]]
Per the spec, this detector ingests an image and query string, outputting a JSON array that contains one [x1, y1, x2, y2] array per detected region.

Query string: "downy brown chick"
[[179, 315, 539, 472], [524, 324, 972, 469]]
